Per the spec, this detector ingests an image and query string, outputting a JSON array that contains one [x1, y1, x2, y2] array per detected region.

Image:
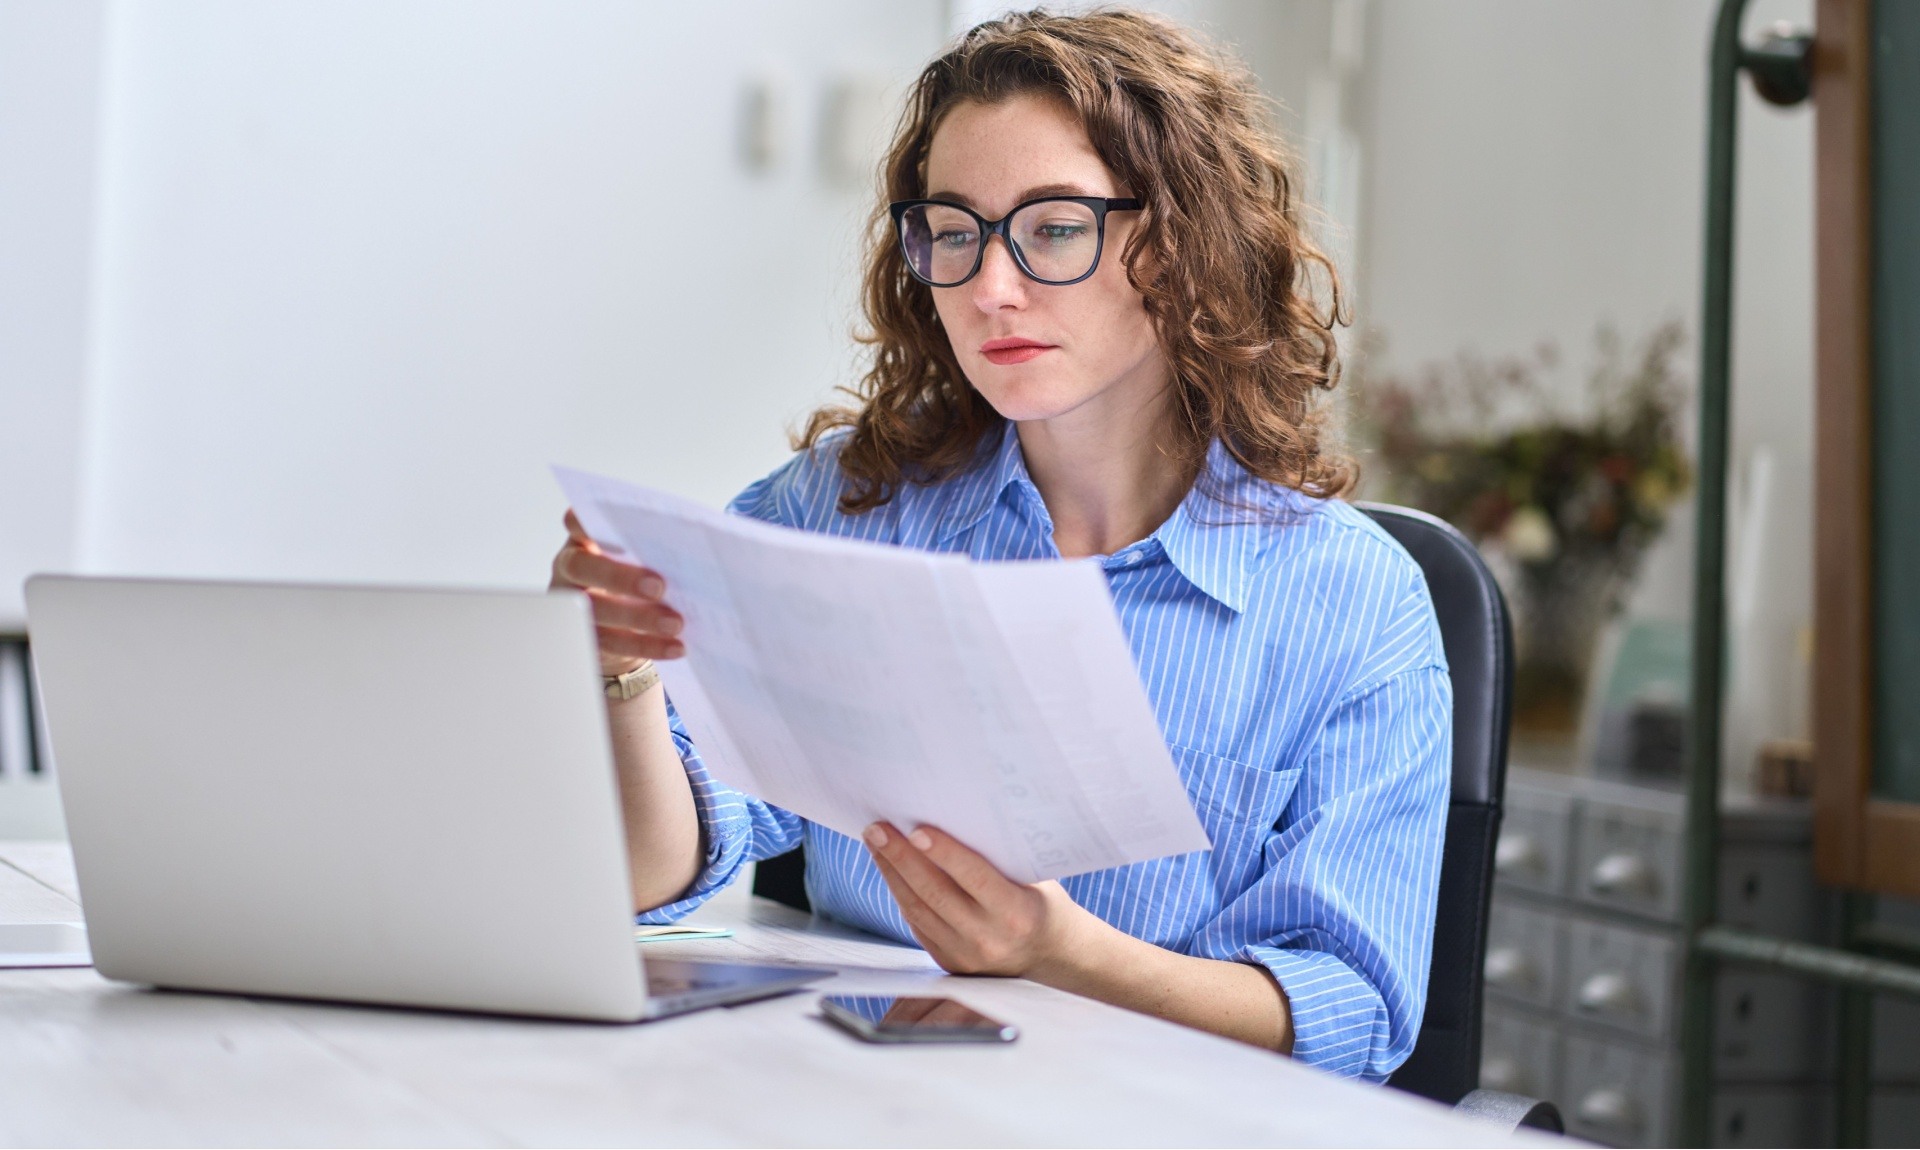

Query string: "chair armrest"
[[1454, 1088, 1564, 1134]]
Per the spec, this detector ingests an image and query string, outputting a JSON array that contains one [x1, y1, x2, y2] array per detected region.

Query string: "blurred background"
[[3, 2, 1864, 1143], [0, 0, 1817, 777]]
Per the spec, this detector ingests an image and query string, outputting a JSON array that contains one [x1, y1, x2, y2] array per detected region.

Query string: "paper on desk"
[[553, 466, 1210, 883]]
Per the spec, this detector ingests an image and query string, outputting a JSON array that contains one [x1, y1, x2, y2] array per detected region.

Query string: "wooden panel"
[[1812, 0, 1875, 887], [1813, 0, 1920, 898], [1863, 803, 1920, 892]]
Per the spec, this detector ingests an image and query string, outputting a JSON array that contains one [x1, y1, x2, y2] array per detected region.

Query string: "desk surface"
[[0, 841, 1552, 1147]]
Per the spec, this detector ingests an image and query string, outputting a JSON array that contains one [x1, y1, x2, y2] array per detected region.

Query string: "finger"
[[562, 510, 600, 551], [865, 840, 966, 957], [585, 589, 683, 637], [908, 825, 1021, 903], [595, 625, 685, 662], [561, 548, 667, 600], [865, 823, 982, 927]]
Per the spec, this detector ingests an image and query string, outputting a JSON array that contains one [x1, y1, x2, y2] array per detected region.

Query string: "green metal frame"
[[1680, 0, 1920, 1144]]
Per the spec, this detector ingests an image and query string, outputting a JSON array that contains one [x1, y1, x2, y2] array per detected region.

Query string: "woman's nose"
[[968, 235, 1028, 312]]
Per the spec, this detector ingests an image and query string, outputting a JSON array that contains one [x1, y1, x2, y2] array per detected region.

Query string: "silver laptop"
[[23, 575, 830, 1021]]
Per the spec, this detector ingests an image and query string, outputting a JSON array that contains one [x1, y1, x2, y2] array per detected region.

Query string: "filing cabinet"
[[1717, 846, 1819, 938], [1481, 1006, 1560, 1100], [1876, 996, 1920, 1082], [1484, 775, 1920, 1145], [1713, 1085, 1822, 1147], [1561, 1030, 1674, 1147], [1715, 969, 1823, 1080], [1563, 917, 1678, 1040], [1573, 790, 1684, 922], [1494, 784, 1575, 897], [1484, 899, 1562, 1011], [1484, 767, 1832, 1147]]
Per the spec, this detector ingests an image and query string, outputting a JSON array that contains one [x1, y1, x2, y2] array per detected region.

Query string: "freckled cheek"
[[931, 294, 980, 355], [1076, 286, 1159, 378]]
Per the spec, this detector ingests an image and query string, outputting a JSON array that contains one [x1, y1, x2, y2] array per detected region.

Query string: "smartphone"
[[819, 994, 1018, 1044]]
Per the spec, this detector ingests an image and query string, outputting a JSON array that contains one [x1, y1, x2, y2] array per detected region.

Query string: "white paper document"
[[553, 466, 1211, 883]]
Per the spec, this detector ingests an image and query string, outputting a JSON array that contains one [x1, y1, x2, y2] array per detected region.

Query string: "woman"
[[551, 10, 1449, 1082]]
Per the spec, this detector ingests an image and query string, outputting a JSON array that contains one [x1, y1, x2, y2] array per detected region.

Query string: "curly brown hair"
[[799, 6, 1353, 514]]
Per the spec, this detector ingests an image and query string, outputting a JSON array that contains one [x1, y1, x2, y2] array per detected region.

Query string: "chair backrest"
[[755, 503, 1514, 1103], [1358, 503, 1514, 1104]]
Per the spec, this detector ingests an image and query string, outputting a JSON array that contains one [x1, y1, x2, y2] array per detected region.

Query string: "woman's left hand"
[[862, 822, 1089, 978]]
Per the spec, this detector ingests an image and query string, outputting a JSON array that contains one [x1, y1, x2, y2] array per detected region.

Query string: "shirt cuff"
[[633, 724, 756, 924], [1247, 944, 1395, 1081]]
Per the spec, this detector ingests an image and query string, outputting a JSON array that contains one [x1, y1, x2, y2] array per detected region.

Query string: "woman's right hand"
[[550, 510, 686, 676]]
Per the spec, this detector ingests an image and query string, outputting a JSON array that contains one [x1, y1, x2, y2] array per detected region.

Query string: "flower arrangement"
[[1350, 322, 1694, 736]]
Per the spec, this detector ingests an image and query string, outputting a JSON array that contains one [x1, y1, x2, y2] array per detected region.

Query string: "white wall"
[[0, 0, 105, 630], [5, 0, 1347, 623], [1356, 0, 1817, 773], [53, 0, 943, 602]]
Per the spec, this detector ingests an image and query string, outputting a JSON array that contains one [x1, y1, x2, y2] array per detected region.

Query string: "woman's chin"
[[970, 376, 1091, 425]]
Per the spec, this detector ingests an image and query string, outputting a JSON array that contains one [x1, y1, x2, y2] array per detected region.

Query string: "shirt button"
[[1121, 552, 1143, 567]]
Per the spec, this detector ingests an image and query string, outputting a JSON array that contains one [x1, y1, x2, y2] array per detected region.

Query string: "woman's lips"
[[980, 338, 1056, 366]]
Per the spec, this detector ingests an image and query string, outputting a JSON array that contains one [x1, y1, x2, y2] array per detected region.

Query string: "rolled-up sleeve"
[[635, 449, 828, 923], [633, 700, 804, 924], [1228, 662, 1451, 1080]]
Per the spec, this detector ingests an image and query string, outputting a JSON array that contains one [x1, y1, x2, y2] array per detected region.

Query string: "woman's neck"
[[1015, 382, 1194, 560]]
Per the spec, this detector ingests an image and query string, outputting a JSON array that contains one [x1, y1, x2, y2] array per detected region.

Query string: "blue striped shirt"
[[641, 426, 1452, 1080]]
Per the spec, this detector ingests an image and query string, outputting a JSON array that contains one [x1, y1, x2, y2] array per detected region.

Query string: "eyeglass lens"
[[898, 200, 1103, 286]]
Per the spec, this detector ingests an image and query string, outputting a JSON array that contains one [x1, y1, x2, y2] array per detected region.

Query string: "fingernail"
[[864, 824, 888, 848], [909, 828, 933, 851], [639, 577, 664, 597], [659, 614, 682, 636]]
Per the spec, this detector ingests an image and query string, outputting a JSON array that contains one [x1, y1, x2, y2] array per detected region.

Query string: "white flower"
[[1502, 505, 1558, 562]]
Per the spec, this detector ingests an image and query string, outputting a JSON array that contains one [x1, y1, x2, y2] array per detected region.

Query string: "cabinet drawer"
[[1713, 1085, 1819, 1148], [1485, 900, 1562, 1011], [1562, 1031, 1674, 1148], [1718, 843, 1823, 938], [1481, 1005, 1560, 1101], [1564, 918, 1678, 1039], [1877, 995, 1920, 1082], [1574, 796, 1683, 922], [1715, 969, 1817, 1080], [1497, 785, 1575, 896]]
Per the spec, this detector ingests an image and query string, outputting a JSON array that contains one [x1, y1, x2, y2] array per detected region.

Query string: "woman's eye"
[[933, 229, 978, 251], [1032, 223, 1091, 245]]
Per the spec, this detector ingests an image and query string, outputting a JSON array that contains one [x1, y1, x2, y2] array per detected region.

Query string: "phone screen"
[[820, 994, 1018, 1043]]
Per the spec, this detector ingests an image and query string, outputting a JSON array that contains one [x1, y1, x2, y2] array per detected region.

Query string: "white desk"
[[0, 841, 1556, 1147]]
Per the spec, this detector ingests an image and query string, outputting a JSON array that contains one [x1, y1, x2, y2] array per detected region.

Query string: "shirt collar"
[[1149, 440, 1277, 614], [936, 430, 1284, 614], [934, 425, 1033, 542]]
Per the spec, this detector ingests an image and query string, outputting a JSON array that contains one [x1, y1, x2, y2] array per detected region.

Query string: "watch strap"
[[603, 660, 661, 700]]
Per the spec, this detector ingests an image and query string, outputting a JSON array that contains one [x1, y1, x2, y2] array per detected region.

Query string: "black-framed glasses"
[[889, 196, 1143, 287]]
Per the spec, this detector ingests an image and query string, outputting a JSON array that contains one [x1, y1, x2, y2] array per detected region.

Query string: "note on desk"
[[552, 466, 1210, 883]]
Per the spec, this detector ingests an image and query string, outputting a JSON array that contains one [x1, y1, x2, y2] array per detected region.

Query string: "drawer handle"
[[1575, 1087, 1641, 1131], [1590, 851, 1658, 898], [1484, 946, 1534, 989], [1576, 971, 1641, 1017], [1495, 833, 1542, 876]]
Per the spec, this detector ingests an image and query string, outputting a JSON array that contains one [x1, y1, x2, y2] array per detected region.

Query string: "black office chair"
[[752, 503, 1557, 1132], [1356, 505, 1555, 1131]]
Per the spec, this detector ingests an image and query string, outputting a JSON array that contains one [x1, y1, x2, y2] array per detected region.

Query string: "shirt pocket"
[[1170, 743, 1303, 895]]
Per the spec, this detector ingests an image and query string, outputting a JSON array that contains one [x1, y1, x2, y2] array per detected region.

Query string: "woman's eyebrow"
[[924, 182, 1108, 208]]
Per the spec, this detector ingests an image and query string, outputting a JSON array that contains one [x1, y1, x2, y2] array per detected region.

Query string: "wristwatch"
[[603, 660, 661, 700]]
